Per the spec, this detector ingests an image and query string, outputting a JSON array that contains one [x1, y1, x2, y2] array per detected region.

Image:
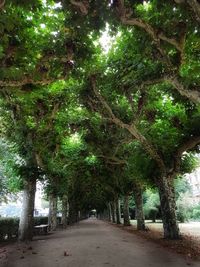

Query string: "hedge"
[[0, 217, 19, 241], [0, 216, 49, 241]]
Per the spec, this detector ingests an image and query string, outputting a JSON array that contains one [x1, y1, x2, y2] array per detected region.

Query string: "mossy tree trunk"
[[156, 174, 180, 239]]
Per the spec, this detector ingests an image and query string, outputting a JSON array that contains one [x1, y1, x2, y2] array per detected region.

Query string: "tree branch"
[[0, 74, 68, 87], [173, 136, 200, 174], [166, 76, 200, 104], [115, 1, 183, 53], [176, 136, 200, 158], [174, 0, 200, 22], [90, 75, 166, 171], [70, 0, 89, 15], [0, 0, 5, 9], [98, 155, 127, 165], [134, 76, 200, 104]]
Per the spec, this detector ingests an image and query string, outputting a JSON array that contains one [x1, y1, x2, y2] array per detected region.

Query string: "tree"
[[82, 26, 200, 238]]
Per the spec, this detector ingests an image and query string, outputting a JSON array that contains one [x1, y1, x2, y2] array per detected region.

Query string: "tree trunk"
[[156, 175, 180, 239], [123, 195, 130, 226], [68, 199, 78, 224], [111, 202, 116, 223], [48, 193, 57, 231], [115, 197, 121, 224], [108, 203, 112, 222], [18, 178, 36, 241], [133, 184, 146, 230], [61, 195, 68, 228]]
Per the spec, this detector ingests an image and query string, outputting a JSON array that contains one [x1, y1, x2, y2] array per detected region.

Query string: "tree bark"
[[61, 195, 68, 228], [48, 193, 57, 231], [156, 175, 180, 239], [108, 203, 112, 222], [115, 197, 121, 224], [133, 184, 146, 230], [68, 199, 78, 224], [18, 178, 36, 241], [111, 202, 116, 223], [123, 195, 131, 226]]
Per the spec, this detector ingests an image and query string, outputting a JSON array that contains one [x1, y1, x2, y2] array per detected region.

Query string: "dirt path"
[[1, 218, 200, 267]]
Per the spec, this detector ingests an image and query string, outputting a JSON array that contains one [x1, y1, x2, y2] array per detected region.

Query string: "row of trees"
[[0, 0, 199, 241]]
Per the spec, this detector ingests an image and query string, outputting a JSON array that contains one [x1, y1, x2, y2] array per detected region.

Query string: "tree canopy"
[[0, 0, 200, 240]]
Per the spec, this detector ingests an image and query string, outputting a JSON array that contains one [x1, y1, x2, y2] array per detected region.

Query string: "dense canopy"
[[0, 0, 200, 241]]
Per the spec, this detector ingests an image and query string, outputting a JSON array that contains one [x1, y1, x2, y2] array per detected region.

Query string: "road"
[[1, 218, 199, 267]]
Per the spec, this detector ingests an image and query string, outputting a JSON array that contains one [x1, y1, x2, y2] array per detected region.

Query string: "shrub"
[[0, 217, 19, 241], [34, 216, 48, 226], [176, 192, 193, 223], [191, 205, 200, 220], [0, 216, 49, 241]]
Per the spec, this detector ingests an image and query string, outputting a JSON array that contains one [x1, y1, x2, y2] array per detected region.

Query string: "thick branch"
[[188, 0, 200, 21], [173, 136, 200, 174], [174, 0, 200, 22], [123, 18, 182, 52], [115, 1, 182, 53], [166, 77, 200, 104], [0, 0, 5, 9], [91, 76, 166, 171], [176, 136, 200, 158], [0, 75, 68, 87], [135, 76, 200, 104], [50, 102, 60, 119], [70, 0, 89, 15], [98, 155, 127, 165]]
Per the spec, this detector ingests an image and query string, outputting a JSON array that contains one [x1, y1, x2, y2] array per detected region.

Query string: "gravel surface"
[[1, 218, 200, 267]]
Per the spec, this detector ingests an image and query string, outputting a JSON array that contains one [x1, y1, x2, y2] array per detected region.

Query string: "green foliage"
[[175, 177, 192, 222], [0, 217, 19, 241], [180, 154, 199, 174], [191, 205, 200, 221], [0, 139, 23, 200], [143, 189, 160, 221], [34, 216, 48, 226], [0, 0, 200, 219], [0, 216, 50, 241]]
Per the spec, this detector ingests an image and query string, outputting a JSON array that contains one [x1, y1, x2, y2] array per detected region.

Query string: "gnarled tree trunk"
[[48, 193, 57, 231], [18, 178, 36, 241], [156, 175, 180, 239], [61, 194, 68, 228], [133, 184, 145, 230], [123, 195, 130, 226]]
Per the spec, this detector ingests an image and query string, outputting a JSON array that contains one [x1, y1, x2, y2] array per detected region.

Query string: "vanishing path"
[[2, 218, 200, 267]]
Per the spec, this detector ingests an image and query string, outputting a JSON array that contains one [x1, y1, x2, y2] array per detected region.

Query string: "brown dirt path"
[[1, 218, 200, 267]]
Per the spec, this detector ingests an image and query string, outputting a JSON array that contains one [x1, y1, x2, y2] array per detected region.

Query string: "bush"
[[176, 191, 193, 223], [0, 217, 19, 241], [34, 216, 48, 226], [191, 205, 200, 220], [144, 189, 160, 222], [0, 216, 49, 241]]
